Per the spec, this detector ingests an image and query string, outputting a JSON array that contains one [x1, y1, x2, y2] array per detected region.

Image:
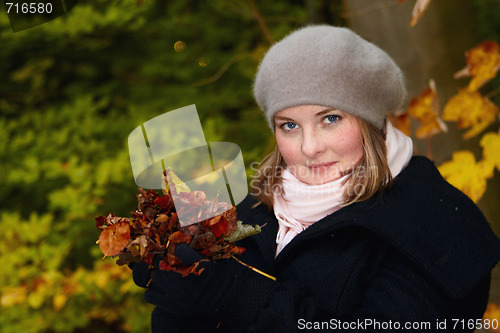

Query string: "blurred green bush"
[[0, 0, 313, 331]]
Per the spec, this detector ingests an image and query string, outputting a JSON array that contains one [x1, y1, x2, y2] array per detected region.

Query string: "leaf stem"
[[485, 85, 500, 99], [231, 255, 276, 281]]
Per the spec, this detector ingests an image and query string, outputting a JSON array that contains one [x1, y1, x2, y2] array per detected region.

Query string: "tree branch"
[[192, 53, 251, 86], [248, 0, 274, 45]]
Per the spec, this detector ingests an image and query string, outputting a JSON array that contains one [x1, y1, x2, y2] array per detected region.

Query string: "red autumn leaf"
[[98, 222, 131, 256], [95, 216, 107, 229], [201, 249, 212, 257], [154, 195, 172, 210], [230, 246, 245, 256], [144, 254, 154, 265], [168, 230, 192, 244], [168, 212, 178, 230], [211, 217, 229, 238], [206, 215, 221, 227], [158, 259, 170, 271]]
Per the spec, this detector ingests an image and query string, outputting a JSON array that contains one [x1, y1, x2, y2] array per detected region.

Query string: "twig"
[[192, 53, 250, 86], [426, 137, 433, 160], [485, 85, 500, 99], [232, 255, 276, 281], [248, 0, 274, 45]]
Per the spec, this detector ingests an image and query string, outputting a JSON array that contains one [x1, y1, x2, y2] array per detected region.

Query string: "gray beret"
[[253, 25, 406, 130]]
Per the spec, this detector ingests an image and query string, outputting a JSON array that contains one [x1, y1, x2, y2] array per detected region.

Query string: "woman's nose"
[[301, 130, 326, 158]]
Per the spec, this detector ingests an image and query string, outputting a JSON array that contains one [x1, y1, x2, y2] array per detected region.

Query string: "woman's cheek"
[[276, 136, 298, 167]]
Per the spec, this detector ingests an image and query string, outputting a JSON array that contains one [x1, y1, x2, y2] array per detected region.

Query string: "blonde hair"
[[250, 118, 393, 210]]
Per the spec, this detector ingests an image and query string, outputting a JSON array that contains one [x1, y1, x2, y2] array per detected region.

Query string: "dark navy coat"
[[152, 156, 500, 332]]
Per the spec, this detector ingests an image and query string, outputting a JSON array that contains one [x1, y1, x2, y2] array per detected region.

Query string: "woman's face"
[[274, 105, 364, 185]]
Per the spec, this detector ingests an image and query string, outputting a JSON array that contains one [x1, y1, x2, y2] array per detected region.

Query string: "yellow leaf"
[[480, 129, 500, 173], [438, 151, 493, 203], [53, 293, 68, 311], [27, 287, 46, 309], [162, 167, 191, 195], [443, 89, 499, 139], [0, 285, 27, 307], [483, 303, 500, 333], [454, 41, 500, 91], [388, 111, 411, 137], [408, 79, 447, 139]]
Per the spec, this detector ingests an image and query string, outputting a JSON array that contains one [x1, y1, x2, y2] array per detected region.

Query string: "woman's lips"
[[307, 162, 337, 171]]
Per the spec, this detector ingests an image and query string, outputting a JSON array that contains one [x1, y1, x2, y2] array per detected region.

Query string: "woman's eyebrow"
[[274, 108, 338, 122], [315, 108, 337, 116], [274, 115, 295, 122]]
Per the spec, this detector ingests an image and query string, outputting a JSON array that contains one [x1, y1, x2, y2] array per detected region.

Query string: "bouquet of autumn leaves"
[[96, 168, 261, 277]]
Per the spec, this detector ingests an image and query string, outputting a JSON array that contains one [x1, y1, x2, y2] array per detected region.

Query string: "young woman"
[[132, 25, 500, 332]]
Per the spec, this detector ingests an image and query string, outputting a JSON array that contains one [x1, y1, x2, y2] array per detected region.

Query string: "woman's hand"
[[131, 243, 245, 316]]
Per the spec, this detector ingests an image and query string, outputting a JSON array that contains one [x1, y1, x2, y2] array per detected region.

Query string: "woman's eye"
[[324, 115, 340, 124], [281, 122, 298, 130]]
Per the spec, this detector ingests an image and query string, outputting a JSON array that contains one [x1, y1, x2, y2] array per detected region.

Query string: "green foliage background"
[[0, 0, 498, 332], [0, 1, 323, 331]]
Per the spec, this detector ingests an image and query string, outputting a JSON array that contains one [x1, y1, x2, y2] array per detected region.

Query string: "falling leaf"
[[454, 41, 500, 92], [483, 303, 500, 333], [409, 0, 433, 27], [438, 150, 493, 203], [408, 79, 447, 139], [443, 89, 499, 139], [480, 129, 500, 173], [388, 111, 411, 137], [98, 222, 131, 257]]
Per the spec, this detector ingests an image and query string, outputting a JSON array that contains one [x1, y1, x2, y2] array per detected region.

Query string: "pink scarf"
[[274, 119, 413, 256]]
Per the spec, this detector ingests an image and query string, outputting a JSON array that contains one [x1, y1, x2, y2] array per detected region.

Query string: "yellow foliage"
[[481, 129, 500, 173], [442, 89, 499, 139], [1, 285, 27, 307], [408, 79, 447, 139], [483, 303, 500, 332], [52, 293, 68, 311], [438, 151, 493, 203], [454, 41, 500, 92], [388, 112, 411, 137]]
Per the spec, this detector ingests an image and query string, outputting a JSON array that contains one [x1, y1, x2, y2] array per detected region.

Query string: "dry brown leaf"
[[98, 222, 131, 257]]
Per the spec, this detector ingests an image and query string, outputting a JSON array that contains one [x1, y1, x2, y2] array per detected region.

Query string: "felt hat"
[[253, 25, 406, 130]]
